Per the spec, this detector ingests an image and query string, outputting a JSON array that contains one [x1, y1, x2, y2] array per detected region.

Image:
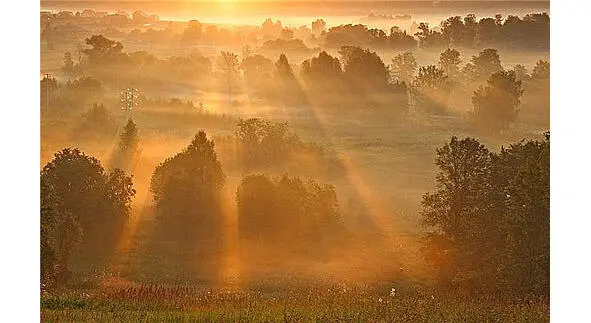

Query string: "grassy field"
[[41, 283, 549, 322]]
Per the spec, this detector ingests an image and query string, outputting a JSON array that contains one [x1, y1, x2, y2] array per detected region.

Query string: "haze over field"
[[40, 0, 550, 320]]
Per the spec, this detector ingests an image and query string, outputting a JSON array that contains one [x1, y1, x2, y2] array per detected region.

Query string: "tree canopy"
[[472, 70, 523, 132], [40, 148, 135, 283], [150, 131, 225, 241], [421, 134, 549, 295]]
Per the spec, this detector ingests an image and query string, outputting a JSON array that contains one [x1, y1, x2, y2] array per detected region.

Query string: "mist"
[[40, 1, 550, 320]]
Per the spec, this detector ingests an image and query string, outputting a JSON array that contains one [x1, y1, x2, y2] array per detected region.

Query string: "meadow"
[[41, 282, 549, 322]]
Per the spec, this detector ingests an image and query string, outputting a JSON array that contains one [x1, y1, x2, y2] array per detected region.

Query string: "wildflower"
[[378, 297, 383, 303], [431, 295, 435, 300], [389, 288, 396, 297]]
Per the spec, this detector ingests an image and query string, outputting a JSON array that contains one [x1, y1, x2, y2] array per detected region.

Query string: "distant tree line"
[[415, 13, 549, 51], [324, 24, 416, 50]]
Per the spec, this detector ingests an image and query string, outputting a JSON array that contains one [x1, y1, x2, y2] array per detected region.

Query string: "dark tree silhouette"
[[40, 148, 135, 283], [301, 51, 343, 84], [119, 118, 139, 153], [113, 118, 140, 171], [339, 46, 389, 90], [275, 53, 295, 80], [150, 131, 225, 243], [82, 35, 124, 62], [41, 178, 59, 284], [421, 134, 549, 295]]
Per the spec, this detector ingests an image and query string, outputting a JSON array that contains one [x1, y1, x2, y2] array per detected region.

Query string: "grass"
[[41, 284, 549, 322]]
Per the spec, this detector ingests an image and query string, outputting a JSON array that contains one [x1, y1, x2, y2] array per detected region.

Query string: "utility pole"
[[43, 73, 53, 113], [120, 87, 140, 119], [41, 73, 54, 162]]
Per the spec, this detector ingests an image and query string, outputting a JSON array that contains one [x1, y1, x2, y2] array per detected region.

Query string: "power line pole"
[[41, 73, 54, 161], [43, 73, 53, 113], [120, 87, 140, 120]]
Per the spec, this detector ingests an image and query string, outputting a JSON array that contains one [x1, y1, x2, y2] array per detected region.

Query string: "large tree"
[[421, 137, 494, 286], [421, 134, 549, 295], [472, 70, 523, 132], [300, 51, 343, 84], [82, 35, 124, 62], [339, 46, 390, 90], [41, 148, 135, 282], [150, 131, 225, 241]]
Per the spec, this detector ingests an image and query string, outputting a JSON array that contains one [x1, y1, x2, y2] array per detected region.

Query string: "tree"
[[475, 18, 498, 47], [438, 48, 461, 79], [82, 34, 124, 62], [415, 22, 447, 49], [119, 118, 139, 152], [463, 48, 503, 81], [311, 19, 326, 35], [391, 52, 417, 84], [412, 65, 454, 115], [300, 51, 343, 84], [114, 118, 140, 170], [494, 136, 549, 294], [421, 134, 550, 295], [41, 178, 58, 283], [421, 137, 495, 287], [235, 118, 299, 169], [339, 46, 389, 90], [150, 131, 225, 241], [531, 60, 550, 80], [74, 103, 116, 140], [216, 51, 240, 105], [236, 174, 344, 257], [512, 64, 530, 83], [41, 148, 135, 282], [242, 54, 274, 89], [388, 27, 417, 50], [275, 53, 295, 80], [472, 70, 523, 132], [281, 28, 294, 40]]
